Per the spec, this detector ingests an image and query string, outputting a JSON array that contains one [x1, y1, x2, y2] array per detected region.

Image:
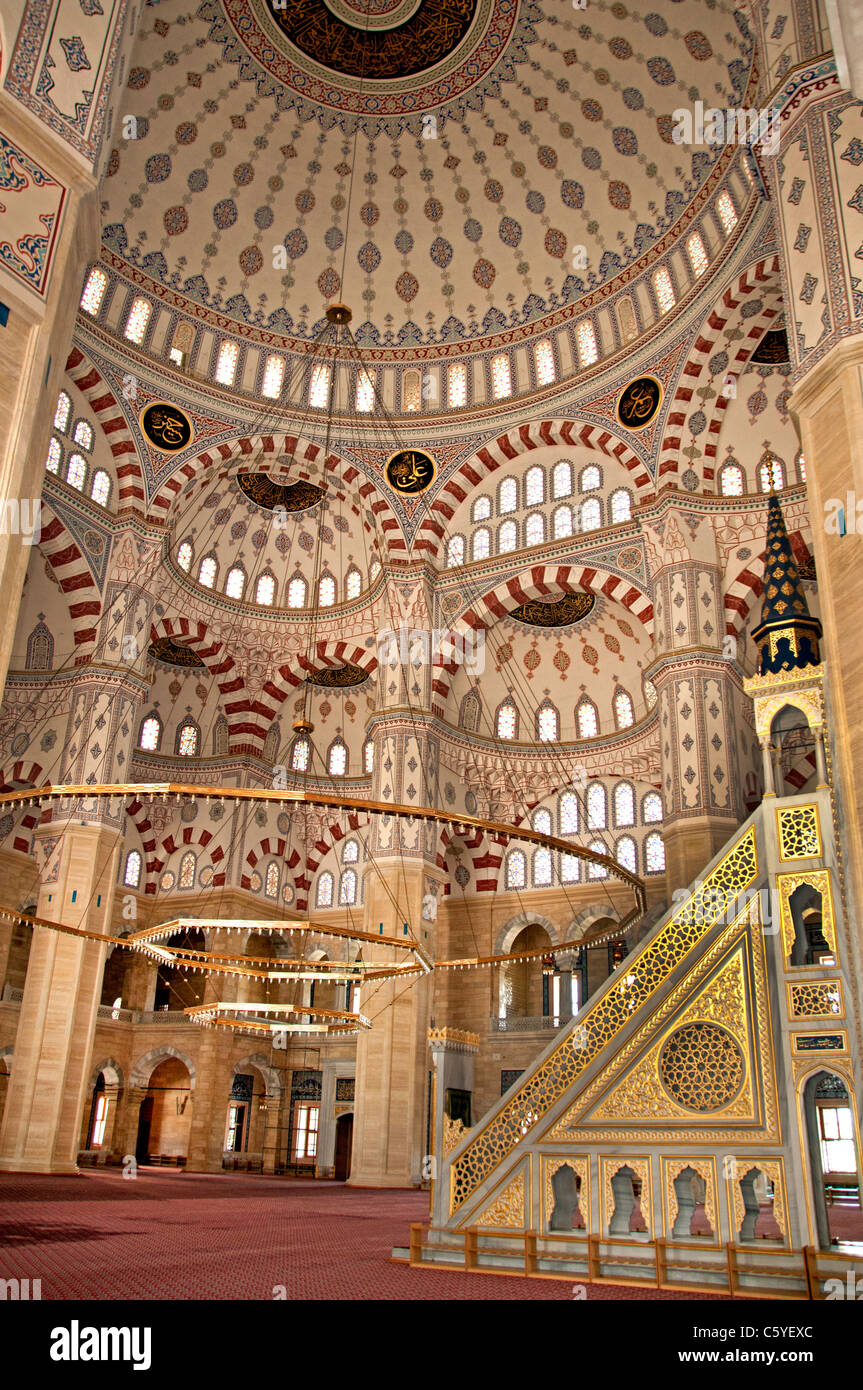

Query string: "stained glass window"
[[309, 362, 331, 408], [505, 850, 526, 889], [225, 566, 245, 600], [403, 370, 421, 412], [256, 573, 276, 606], [616, 836, 637, 873], [328, 740, 347, 776], [654, 266, 676, 314], [448, 362, 467, 408], [318, 573, 336, 607], [198, 555, 217, 588], [553, 505, 573, 539], [73, 420, 93, 451], [525, 512, 545, 545], [446, 536, 464, 568], [581, 497, 601, 532], [577, 699, 598, 739], [45, 438, 61, 474], [496, 699, 517, 740], [340, 868, 358, 905], [687, 231, 708, 277], [291, 736, 310, 772], [611, 489, 632, 523], [532, 807, 552, 835], [491, 353, 512, 399], [343, 838, 359, 863], [588, 841, 608, 878], [576, 318, 598, 366], [759, 455, 785, 492], [499, 520, 517, 552], [561, 853, 580, 883], [139, 715, 161, 751], [66, 454, 86, 490], [720, 464, 744, 497], [265, 862, 279, 898], [124, 850, 142, 888], [346, 567, 362, 599], [717, 190, 737, 233], [316, 871, 334, 908], [560, 790, 579, 834], [645, 831, 666, 872], [80, 266, 108, 315], [54, 392, 71, 433], [797, 452, 806, 483], [262, 353, 285, 399], [179, 851, 196, 889], [124, 297, 152, 344], [643, 677, 657, 710], [363, 739, 374, 774], [178, 721, 198, 757], [587, 781, 607, 829], [356, 368, 376, 413], [499, 477, 517, 514], [288, 574, 307, 608], [534, 338, 556, 385], [370, 557, 382, 581], [91, 470, 110, 506], [580, 464, 601, 493], [472, 496, 491, 522], [643, 792, 664, 823], [614, 689, 635, 729], [614, 782, 635, 827], [553, 461, 573, 499], [533, 847, 553, 886], [537, 701, 559, 742], [215, 340, 239, 386], [177, 541, 193, 572], [525, 466, 545, 506], [472, 527, 491, 561]]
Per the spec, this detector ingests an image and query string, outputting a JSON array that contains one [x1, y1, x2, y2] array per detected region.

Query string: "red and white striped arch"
[[723, 524, 810, 636], [0, 762, 48, 855], [657, 254, 783, 487], [258, 641, 378, 738], [148, 433, 403, 556], [146, 615, 255, 750], [64, 347, 144, 509], [38, 502, 102, 661], [151, 826, 226, 887], [416, 420, 653, 559]]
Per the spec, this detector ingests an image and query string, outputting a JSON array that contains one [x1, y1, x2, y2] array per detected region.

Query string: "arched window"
[[580, 464, 601, 493], [212, 716, 229, 756], [610, 489, 632, 524], [537, 701, 559, 742], [553, 460, 573, 499], [525, 466, 545, 506], [73, 420, 93, 451], [687, 230, 708, 277], [91, 470, 111, 506], [346, 567, 362, 600], [580, 497, 601, 532], [560, 790, 579, 834], [198, 554, 217, 589], [533, 847, 553, 886], [265, 862, 279, 899], [642, 792, 664, 823], [340, 868, 358, 905], [215, 339, 239, 386], [355, 367, 376, 413], [179, 851, 196, 890], [54, 391, 71, 432], [498, 477, 517, 514], [587, 781, 607, 829], [588, 841, 608, 878], [576, 318, 598, 367], [318, 573, 336, 607], [716, 189, 737, 234], [534, 338, 556, 385], [448, 361, 467, 408], [561, 852, 581, 883], [262, 352, 285, 400], [459, 691, 481, 733], [499, 519, 518, 553], [291, 736, 310, 773], [525, 512, 545, 546], [496, 698, 518, 740], [472, 495, 492, 522], [225, 565, 246, 600], [66, 453, 87, 490], [532, 807, 552, 835], [553, 505, 573, 539], [616, 836, 637, 873], [505, 849, 526, 889], [446, 536, 464, 568], [472, 527, 491, 561], [614, 782, 635, 828], [139, 714, 161, 752], [614, 689, 635, 730], [45, 438, 61, 474], [328, 739, 347, 777], [80, 265, 108, 315], [177, 540, 193, 572], [287, 573, 306, 608], [316, 871, 334, 908], [402, 368, 421, 412], [491, 353, 512, 399], [653, 265, 676, 313], [643, 676, 658, 711], [177, 720, 199, 757], [256, 572, 276, 606], [26, 620, 53, 670], [576, 698, 598, 739], [363, 738, 374, 775], [759, 454, 785, 492], [343, 838, 359, 864], [720, 463, 745, 497], [797, 451, 806, 484], [645, 832, 666, 873], [125, 296, 152, 344], [123, 850, 142, 889]]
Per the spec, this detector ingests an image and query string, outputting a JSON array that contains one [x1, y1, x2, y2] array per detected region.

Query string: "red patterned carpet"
[[0, 1169, 729, 1300]]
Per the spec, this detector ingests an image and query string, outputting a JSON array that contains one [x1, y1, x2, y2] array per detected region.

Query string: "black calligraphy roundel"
[[386, 448, 436, 494], [140, 402, 193, 452], [616, 376, 663, 431]]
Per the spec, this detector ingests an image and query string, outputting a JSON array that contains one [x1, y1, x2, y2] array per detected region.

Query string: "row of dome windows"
[[718, 455, 804, 497], [138, 711, 376, 779], [504, 831, 666, 888], [77, 194, 737, 410], [529, 786, 664, 835], [491, 692, 638, 742], [174, 540, 379, 607], [45, 392, 111, 506]]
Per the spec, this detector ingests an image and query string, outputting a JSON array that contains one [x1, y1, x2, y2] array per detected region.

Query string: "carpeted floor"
[[0, 1169, 730, 1301]]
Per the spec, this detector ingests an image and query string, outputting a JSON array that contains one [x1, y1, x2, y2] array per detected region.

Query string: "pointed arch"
[[63, 347, 144, 509]]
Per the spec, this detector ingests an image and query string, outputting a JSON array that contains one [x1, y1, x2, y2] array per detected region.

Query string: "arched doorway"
[[497, 922, 554, 1027], [770, 705, 817, 796], [334, 1113, 353, 1181], [80, 1061, 123, 1161], [134, 1056, 192, 1166], [803, 1071, 863, 1246]]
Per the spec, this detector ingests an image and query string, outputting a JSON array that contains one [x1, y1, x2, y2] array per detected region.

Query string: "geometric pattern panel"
[[473, 1166, 526, 1229], [776, 803, 820, 860], [787, 979, 843, 1019]]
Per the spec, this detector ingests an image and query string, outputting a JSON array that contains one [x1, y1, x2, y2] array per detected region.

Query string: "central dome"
[[268, 0, 478, 79]]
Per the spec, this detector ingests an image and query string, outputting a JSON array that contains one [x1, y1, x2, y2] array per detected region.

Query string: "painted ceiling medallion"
[[139, 402, 193, 452], [751, 327, 790, 364], [508, 593, 596, 628], [148, 637, 206, 668], [305, 663, 369, 687], [386, 448, 435, 493], [616, 376, 663, 431], [267, 0, 477, 79], [238, 473, 325, 512]]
